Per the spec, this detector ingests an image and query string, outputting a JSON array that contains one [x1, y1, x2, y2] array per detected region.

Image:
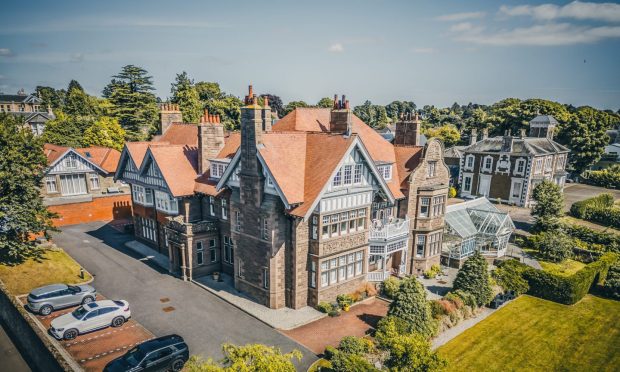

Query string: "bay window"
[[132, 185, 153, 206], [155, 190, 178, 214]]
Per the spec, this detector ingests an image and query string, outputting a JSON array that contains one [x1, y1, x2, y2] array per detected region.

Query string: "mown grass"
[[0, 249, 91, 295], [539, 258, 586, 277], [438, 295, 620, 372]]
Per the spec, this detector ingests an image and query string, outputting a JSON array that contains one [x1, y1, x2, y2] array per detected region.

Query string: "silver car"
[[50, 299, 131, 340], [27, 283, 97, 315]]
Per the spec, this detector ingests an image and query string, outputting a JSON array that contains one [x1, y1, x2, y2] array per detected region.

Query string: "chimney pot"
[[252, 95, 258, 105], [264, 96, 269, 107], [248, 85, 253, 98]]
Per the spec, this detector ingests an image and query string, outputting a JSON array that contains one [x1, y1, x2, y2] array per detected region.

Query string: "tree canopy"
[[387, 277, 436, 338], [82, 117, 126, 151], [0, 114, 56, 264], [531, 180, 564, 231], [452, 251, 493, 307], [425, 124, 461, 147], [183, 343, 301, 372], [170, 71, 202, 123]]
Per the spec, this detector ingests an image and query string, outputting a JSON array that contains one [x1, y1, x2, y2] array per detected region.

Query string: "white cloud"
[[0, 48, 14, 57], [499, 1, 620, 23], [456, 23, 620, 46], [449, 22, 485, 33], [412, 47, 437, 54], [328, 43, 344, 53], [436, 11, 486, 22]]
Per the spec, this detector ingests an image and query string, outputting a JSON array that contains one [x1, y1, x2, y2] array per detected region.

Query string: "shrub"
[[582, 167, 620, 189], [317, 302, 332, 313], [570, 193, 620, 229], [351, 290, 364, 303], [437, 299, 457, 315], [363, 282, 378, 297], [603, 262, 620, 300], [338, 336, 375, 355], [429, 300, 446, 319], [444, 292, 464, 309], [336, 294, 353, 308], [451, 289, 477, 308], [387, 277, 437, 338], [381, 332, 447, 372], [449, 186, 457, 198], [330, 351, 378, 372], [492, 259, 530, 295], [562, 223, 620, 253], [453, 251, 493, 307], [536, 231, 574, 263], [423, 264, 441, 279], [324, 345, 338, 360], [375, 316, 414, 348], [328, 309, 340, 317], [382, 276, 401, 299]]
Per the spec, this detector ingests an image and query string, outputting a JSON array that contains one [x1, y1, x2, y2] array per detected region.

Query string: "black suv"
[[104, 334, 189, 372]]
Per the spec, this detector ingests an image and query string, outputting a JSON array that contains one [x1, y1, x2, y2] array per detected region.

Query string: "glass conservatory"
[[441, 197, 515, 267]]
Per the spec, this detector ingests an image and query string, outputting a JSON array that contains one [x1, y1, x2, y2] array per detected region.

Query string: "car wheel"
[[111, 316, 124, 327], [170, 358, 186, 372], [39, 305, 53, 316], [81, 296, 94, 304], [63, 329, 78, 340]]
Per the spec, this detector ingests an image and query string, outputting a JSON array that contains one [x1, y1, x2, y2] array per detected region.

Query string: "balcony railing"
[[166, 216, 218, 235], [369, 217, 410, 242], [367, 271, 391, 282]]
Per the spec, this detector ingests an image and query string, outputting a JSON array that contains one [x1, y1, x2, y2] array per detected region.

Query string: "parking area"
[[17, 294, 154, 372]]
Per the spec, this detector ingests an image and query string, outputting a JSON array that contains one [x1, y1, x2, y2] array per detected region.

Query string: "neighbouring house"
[[441, 197, 515, 268], [443, 145, 466, 186], [1, 90, 55, 135], [43, 144, 131, 226], [115, 88, 450, 309], [458, 115, 570, 207]]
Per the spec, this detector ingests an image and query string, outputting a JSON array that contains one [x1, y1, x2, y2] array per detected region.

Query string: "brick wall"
[[48, 194, 131, 226]]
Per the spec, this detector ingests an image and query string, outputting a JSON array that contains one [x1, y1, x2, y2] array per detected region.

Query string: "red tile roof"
[[394, 145, 424, 190], [154, 123, 198, 146], [44, 143, 121, 173]]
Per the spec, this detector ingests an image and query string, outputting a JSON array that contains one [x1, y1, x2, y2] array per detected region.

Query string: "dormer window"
[[210, 162, 226, 179], [377, 165, 392, 181]]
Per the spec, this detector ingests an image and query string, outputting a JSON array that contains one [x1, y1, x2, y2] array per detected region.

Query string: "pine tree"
[[452, 251, 493, 307], [531, 180, 564, 231], [387, 277, 436, 338], [170, 71, 201, 123], [104, 65, 158, 141], [0, 114, 57, 263]]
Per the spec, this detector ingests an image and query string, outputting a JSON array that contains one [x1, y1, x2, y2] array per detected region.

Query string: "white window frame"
[[89, 173, 100, 190], [59, 174, 87, 196], [132, 185, 153, 206], [235, 210, 241, 231], [343, 165, 352, 185], [64, 155, 78, 169], [514, 158, 526, 176], [221, 199, 228, 220], [462, 173, 473, 193], [262, 217, 269, 240], [427, 161, 436, 178], [419, 197, 430, 218], [209, 239, 217, 262], [465, 154, 475, 171], [332, 169, 342, 187], [354, 164, 362, 184], [155, 190, 178, 214], [196, 241, 204, 266], [482, 156, 493, 172], [416, 235, 426, 257], [45, 175, 58, 193], [263, 268, 269, 289], [210, 162, 226, 179], [209, 196, 215, 216]]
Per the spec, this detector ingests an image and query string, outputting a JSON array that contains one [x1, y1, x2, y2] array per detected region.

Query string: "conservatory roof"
[[445, 197, 515, 238]]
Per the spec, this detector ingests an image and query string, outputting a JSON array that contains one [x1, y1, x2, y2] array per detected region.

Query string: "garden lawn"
[[438, 295, 620, 372], [0, 249, 91, 295], [539, 258, 586, 277]]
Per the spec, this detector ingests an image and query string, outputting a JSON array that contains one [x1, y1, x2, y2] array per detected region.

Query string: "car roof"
[[86, 300, 118, 309], [140, 335, 185, 351], [31, 283, 67, 295]]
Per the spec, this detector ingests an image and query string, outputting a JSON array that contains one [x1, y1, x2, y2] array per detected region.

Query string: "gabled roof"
[[147, 145, 198, 197], [465, 136, 569, 155], [272, 108, 406, 198], [194, 133, 241, 196], [43, 143, 120, 174], [393, 145, 424, 190]]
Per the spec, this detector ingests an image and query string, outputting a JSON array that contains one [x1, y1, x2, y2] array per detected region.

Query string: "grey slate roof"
[[530, 115, 559, 126], [464, 136, 569, 155], [0, 94, 30, 102], [444, 145, 467, 159]]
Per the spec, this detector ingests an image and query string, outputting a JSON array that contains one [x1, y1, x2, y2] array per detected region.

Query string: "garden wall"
[[48, 194, 131, 227], [0, 281, 76, 372]]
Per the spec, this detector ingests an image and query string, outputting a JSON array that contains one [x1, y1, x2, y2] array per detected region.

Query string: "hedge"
[[522, 252, 618, 304], [561, 223, 620, 253], [570, 193, 620, 229], [581, 168, 620, 189]]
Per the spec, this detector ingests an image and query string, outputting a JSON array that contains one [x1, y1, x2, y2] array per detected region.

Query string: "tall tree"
[[531, 180, 564, 231], [195, 81, 224, 101], [353, 101, 389, 129], [317, 97, 334, 108], [0, 114, 56, 264], [82, 117, 126, 151], [261, 94, 284, 116], [35, 86, 66, 111], [385, 101, 416, 124], [183, 343, 301, 372], [170, 72, 202, 123], [387, 277, 436, 338], [452, 251, 493, 307], [104, 65, 158, 141], [41, 112, 93, 147], [204, 95, 243, 131], [63, 80, 98, 117]]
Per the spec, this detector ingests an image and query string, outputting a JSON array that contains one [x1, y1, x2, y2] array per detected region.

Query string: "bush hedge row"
[[519, 252, 618, 304], [570, 193, 620, 229], [581, 168, 620, 189], [561, 223, 620, 253]]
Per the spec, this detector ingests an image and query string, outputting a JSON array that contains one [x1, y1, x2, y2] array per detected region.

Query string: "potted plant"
[[213, 271, 220, 281], [343, 303, 350, 312]]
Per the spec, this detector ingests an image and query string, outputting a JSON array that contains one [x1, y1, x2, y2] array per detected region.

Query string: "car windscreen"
[[123, 346, 146, 367], [71, 306, 88, 319], [67, 285, 81, 293], [28, 293, 43, 300]]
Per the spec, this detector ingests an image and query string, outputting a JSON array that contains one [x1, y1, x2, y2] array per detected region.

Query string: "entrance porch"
[[366, 217, 410, 282]]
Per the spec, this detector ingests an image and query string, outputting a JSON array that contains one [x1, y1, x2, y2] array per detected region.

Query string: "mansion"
[[0, 91, 54, 135], [115, 88, 450, 309]]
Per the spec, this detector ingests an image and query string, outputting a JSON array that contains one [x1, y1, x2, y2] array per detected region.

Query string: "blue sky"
[[0, 0, 619, 110]]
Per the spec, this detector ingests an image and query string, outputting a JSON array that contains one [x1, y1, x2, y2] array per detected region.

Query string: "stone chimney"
[[394, 111, 421, 146], [482, 128, 489, 140], [502, 130, 514, 153], [469, 128, 478, 145], [160, 103, 182, 134], [330, 94, 353, 135], [239, 85, 269, 207], [197, 109, 225, 175]]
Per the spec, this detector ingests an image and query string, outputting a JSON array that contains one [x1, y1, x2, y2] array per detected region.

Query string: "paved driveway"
[[52, 222, 315, 370], [562, 184, 620, 211]]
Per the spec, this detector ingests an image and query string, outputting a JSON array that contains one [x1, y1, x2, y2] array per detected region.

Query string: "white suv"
[[50, 300, 131, 340]]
